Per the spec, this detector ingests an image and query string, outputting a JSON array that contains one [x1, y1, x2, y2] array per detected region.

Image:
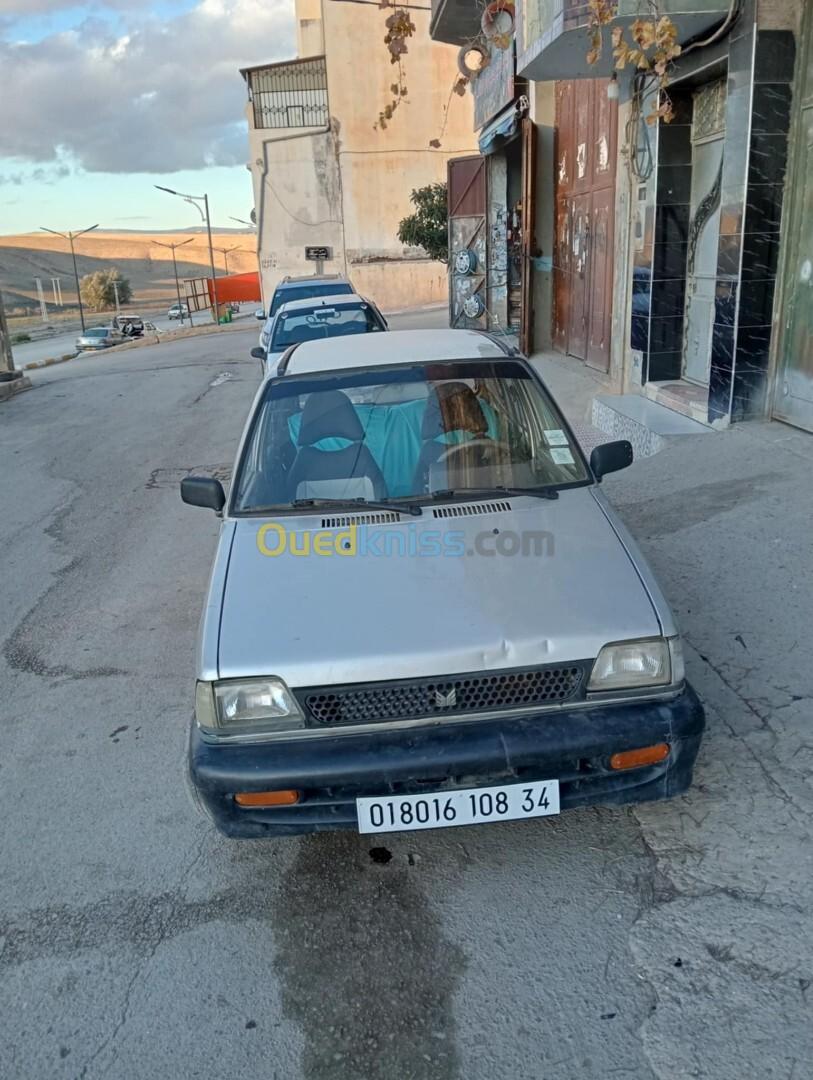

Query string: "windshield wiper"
[[429, 485, 559, 501], [290, 497, 423, 517]]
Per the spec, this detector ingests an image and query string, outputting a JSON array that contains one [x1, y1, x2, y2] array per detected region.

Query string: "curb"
[[0, 374, 33, 401], [20, 320, 250, 371]]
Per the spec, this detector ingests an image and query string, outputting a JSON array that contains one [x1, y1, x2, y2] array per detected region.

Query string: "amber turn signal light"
[[610, 743, 670, 771], [234, 790, 301, 807]]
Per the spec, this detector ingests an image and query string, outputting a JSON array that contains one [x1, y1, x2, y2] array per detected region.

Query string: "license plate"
[[357, 779, 560, 834]]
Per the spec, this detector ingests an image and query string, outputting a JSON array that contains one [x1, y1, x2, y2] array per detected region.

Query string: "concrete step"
[[591, 393, 711, 458]]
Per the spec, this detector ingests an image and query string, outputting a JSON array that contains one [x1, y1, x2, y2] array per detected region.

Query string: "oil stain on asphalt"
[[270, 832, 466, 1080]]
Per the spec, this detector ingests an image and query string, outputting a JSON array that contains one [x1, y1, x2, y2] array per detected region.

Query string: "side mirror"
[[180, 476, 226, 512], [250, 346, 266, 360], [590, 440, 633, 481]]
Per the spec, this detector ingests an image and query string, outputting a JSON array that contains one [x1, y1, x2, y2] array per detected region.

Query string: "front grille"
[[297, 662, 589, 728]]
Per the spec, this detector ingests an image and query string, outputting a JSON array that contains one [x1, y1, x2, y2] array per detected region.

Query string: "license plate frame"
[[357, 779, 560, 834]]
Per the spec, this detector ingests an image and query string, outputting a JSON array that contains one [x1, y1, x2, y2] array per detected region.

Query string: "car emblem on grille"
[[433, 688, 457, 708]]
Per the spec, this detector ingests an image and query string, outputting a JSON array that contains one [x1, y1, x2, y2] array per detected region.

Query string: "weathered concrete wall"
[[530, 81, 555, 351], [247, 0, 477, 311]]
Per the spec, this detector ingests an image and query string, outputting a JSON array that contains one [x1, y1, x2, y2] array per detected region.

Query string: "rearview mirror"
[[589, 440, 633, 481], [250, 346, 266, 360], [180, 476, 226, 512]]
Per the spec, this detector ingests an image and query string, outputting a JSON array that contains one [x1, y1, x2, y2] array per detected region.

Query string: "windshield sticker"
[[543, 429, 568, 447], [550, 447, 575, 465]]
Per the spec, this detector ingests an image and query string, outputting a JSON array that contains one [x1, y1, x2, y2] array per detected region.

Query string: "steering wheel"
[[436, 438, 511, 465]]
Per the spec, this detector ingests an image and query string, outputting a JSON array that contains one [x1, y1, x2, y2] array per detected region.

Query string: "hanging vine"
[[375, 8, 416, 130], [586, 1, 682, 123]]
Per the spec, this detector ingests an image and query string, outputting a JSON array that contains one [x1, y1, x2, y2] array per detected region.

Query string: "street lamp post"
[[152, 238, 195, 326], [40, 224, 99, 333], [228, 216, 257, 230], [155, 186, 218, 323], [214, 245, 243, 276]]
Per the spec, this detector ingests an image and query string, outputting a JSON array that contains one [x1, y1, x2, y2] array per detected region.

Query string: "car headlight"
[[195, 678, 305, 739], [588, 637, 683, 692]]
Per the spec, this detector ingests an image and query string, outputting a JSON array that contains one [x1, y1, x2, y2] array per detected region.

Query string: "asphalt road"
[[1, 312, 810, 1080]]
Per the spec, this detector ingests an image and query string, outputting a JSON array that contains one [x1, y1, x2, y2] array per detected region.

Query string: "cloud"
[[0, 164, 71, 185], [0, 0, 295, 173]]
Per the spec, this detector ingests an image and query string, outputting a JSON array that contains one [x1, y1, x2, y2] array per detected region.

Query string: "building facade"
[[242, 0, 476, 312], [432, 0, 811, 432]]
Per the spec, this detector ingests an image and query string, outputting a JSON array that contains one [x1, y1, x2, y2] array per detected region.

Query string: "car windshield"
[[270, 282, 352, 315], [270, 304, 382, 350], [232, 358, 589, 512], [85, 328, 108, 337]]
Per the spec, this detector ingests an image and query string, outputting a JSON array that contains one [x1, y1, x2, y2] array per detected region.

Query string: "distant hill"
[[0, 229, 258, 314]]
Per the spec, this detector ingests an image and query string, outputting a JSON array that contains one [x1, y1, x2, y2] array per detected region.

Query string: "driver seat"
[[288, 390, 387, 501], [412, 382, 489, 493]]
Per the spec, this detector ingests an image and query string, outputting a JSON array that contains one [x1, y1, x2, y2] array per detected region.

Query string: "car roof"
[[282, 328, 509, 376], [277, 274, 349, 288], [274, 292, 372, 315]]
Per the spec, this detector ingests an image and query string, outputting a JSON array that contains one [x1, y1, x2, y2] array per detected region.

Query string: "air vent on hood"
[[432, 500, 512, 519], [321, 512, 402, 528]]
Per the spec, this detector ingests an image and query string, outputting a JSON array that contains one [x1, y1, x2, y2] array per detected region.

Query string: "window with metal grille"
[[247, 57, 329, 130]]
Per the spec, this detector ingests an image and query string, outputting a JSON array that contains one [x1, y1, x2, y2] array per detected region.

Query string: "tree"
[[79, 269, 133, 312], [397, 183, 448, 263]]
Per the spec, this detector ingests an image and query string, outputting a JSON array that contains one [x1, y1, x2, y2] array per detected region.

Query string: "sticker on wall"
[[577, 142, 586, 179], [550, 447, 575, 465], [543, 429, 568, 446]]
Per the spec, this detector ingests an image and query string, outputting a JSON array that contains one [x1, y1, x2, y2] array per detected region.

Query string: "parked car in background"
[[75, 326, 127, 351], [168, 303, 189, 320], [254, 308, 265, 321], [267, 274, 354, 322], [254, 294, 387, 376], [181, 328, 705, 839]]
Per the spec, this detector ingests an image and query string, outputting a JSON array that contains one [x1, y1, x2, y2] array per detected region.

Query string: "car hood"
[[216, 489, 663, 685]]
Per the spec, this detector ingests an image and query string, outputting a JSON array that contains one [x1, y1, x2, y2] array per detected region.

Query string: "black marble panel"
[[744, 183, 785, 232], [630, 315, 649, 353], [741, 231, 781, 279], [654, 204, 690, 246], [754, 30, 796, 84], [748, 133, 789, 185], [648, 350, 682, 382], [731, 368, 768, 421], [717, 234, 741, 279], [751, 84, 793, 134], [737, 281, 777, 326], [735, 324, 772, 370], [708, 324, 735, 422], [650, 280, 686, 318], [656, 165, 692, 205], [652, 241, 689, 280], [714, 280, 738, 326], [631, 269, 652, 319], [648, 315, 684, 353]]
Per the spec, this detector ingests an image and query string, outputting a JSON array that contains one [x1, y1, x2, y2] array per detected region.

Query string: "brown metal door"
[[447, 156, 488, 328], [568, 194, 590, 360], [586, 187, 613, 371], [553, 79, 616, 368], [520, 117, 537, 355]]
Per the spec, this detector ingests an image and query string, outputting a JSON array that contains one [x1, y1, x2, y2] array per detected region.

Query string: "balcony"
[[517, 0, 733, 82], [241, 56, 329, 131]]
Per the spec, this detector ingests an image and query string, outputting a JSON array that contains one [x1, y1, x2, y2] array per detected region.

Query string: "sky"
[[0, 0, 296, 234]]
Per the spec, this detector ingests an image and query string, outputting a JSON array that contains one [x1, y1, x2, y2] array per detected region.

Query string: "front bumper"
[[188, 685, 705, 838]]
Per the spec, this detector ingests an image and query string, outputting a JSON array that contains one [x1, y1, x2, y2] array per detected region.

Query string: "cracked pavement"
[[1, 316, 811, 1079]]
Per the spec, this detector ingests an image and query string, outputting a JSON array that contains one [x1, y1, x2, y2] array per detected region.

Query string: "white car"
[[253, 294, 388, 376], [168, 303, 189, 320]]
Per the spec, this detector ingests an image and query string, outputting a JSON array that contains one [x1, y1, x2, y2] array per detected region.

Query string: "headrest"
[[298, 390, 364, 445], [422, 382, 488, 439]]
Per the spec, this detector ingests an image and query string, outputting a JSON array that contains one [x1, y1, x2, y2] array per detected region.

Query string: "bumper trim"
[[189, 684, 705, 838]]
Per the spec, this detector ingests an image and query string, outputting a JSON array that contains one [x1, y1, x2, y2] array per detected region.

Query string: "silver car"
[[253, 293, 387, 377], [75, 326, 127, 350], [181, 329, 704, 839]]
